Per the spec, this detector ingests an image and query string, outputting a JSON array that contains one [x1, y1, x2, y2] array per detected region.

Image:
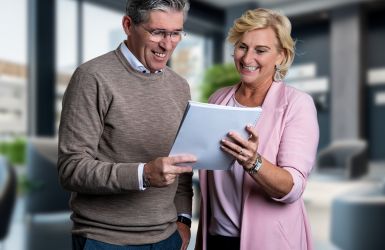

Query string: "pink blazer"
[[195, 81, 319, 250]]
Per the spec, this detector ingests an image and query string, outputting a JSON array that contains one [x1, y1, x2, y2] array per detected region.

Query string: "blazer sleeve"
[[273, 93, 319, 203]]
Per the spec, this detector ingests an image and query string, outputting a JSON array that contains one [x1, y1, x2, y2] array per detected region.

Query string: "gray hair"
[[126, 0, 190, 24]]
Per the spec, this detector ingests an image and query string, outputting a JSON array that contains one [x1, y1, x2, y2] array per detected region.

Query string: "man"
[[57, 1, 196, 249]]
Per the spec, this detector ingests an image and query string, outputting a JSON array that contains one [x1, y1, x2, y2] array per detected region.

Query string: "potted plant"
[[200, 63, 240, 102]]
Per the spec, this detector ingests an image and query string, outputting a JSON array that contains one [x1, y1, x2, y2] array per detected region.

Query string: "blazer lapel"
[[242, 81, 288, 203]]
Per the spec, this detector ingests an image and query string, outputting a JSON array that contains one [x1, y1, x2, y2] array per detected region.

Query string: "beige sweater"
[[58, 48, 192, 245]]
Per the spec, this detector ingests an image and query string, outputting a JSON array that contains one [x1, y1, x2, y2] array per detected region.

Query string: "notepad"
[[169, 101, 262, 170]]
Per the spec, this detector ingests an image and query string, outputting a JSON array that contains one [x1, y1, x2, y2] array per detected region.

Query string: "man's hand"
[[144, 154, 196, 187], [177, 222, 191, 250]]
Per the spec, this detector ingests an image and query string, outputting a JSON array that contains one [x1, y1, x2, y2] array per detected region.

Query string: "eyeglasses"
[[140, 25, 186, 43]]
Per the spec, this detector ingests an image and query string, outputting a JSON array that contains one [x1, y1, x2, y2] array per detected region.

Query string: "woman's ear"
[[276, 49, 286, 66], [277, 49, 287, 65]]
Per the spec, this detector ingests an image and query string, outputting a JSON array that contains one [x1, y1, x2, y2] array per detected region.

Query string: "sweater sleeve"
[[174, 172, 193, 215], [174, 81, 194, 215], [57, 68, 140, 194], [273, 93, 319, 203]]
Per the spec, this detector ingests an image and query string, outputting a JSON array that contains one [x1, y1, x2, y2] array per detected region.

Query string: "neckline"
[[232, 95, 261, 109], [114, 48, 165, 81]]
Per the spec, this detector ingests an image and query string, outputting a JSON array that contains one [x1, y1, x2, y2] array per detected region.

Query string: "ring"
[[239, 148, 243, 155]]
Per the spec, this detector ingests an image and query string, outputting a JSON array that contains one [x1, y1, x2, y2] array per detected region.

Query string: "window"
[[0, 0, 27, 136], [56, 0, 78, 131], [172, 33, 213, 100], [83, 3, 125, 62]]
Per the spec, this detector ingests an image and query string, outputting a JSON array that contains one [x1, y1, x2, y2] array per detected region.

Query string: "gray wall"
[[330, 5, 365, 141], [366, 7, 385, 160], [292, 20, 331, 150]]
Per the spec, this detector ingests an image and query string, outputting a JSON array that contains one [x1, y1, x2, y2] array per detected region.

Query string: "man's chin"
[[149, 64, 167, 72]]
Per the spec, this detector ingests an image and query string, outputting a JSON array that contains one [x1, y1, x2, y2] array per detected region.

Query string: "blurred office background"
[[1, 0, 385, 249]]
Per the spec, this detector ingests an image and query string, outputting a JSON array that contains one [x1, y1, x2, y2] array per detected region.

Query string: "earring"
[[274, 64, 282, 82]]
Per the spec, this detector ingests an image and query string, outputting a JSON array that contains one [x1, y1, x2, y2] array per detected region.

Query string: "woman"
[[195, 8, 319, 250]]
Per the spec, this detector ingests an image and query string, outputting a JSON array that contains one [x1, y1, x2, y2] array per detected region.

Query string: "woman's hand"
[[221, 124, 294, 198], [220, 124, 259, 170]]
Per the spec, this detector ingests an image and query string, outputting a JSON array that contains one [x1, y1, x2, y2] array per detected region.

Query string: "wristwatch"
[[246, 154, 263, 175], [177, 216, 192, 228], [142, 172, 151, 188]]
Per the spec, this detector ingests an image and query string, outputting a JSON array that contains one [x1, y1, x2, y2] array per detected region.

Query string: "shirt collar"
[[120, 41, 162, 74]]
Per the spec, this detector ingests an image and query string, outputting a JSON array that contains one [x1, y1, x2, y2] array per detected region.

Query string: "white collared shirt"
[[119, 41, 162, 74]]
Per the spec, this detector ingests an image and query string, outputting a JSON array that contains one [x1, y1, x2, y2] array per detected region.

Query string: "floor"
[[304, 161, 385, 250], [303, 176, 378, 250], [3, 162, 385, 250]]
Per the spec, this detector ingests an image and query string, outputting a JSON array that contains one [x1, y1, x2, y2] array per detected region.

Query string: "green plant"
[[200, 63, 240, 102], [18, 174, 44, 195], [8, 137, 26, 165], [0, 140, 8, 155], [0, 137, 26, 166]]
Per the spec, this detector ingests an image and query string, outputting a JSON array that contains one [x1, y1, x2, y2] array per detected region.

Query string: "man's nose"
[[159, 36, 174, 50]]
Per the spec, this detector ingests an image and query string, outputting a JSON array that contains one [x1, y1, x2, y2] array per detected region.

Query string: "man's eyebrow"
[[150, 28, 183, 31]]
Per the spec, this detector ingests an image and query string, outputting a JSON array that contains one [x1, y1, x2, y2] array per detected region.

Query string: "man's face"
[[123, 10, 184, 73]]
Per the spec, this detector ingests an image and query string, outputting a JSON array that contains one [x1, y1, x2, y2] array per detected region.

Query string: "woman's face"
[[233, 27, 284, 86]]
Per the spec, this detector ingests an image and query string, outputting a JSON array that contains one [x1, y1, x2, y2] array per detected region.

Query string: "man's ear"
[[122, 15, 132, 35]]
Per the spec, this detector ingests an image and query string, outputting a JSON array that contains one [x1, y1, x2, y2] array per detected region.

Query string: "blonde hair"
[[227, 8, 295, 79]]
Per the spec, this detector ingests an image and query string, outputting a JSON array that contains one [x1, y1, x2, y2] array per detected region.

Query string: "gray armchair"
[[25, 137, 72, 250], [331, 186, 385, 250], [0, 156, 16, 245], [316, 139, 368, 179]]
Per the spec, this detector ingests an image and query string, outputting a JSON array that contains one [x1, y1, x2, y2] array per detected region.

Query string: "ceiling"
[[194, 0, 385, 20], [195, 0, 297, 8]]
